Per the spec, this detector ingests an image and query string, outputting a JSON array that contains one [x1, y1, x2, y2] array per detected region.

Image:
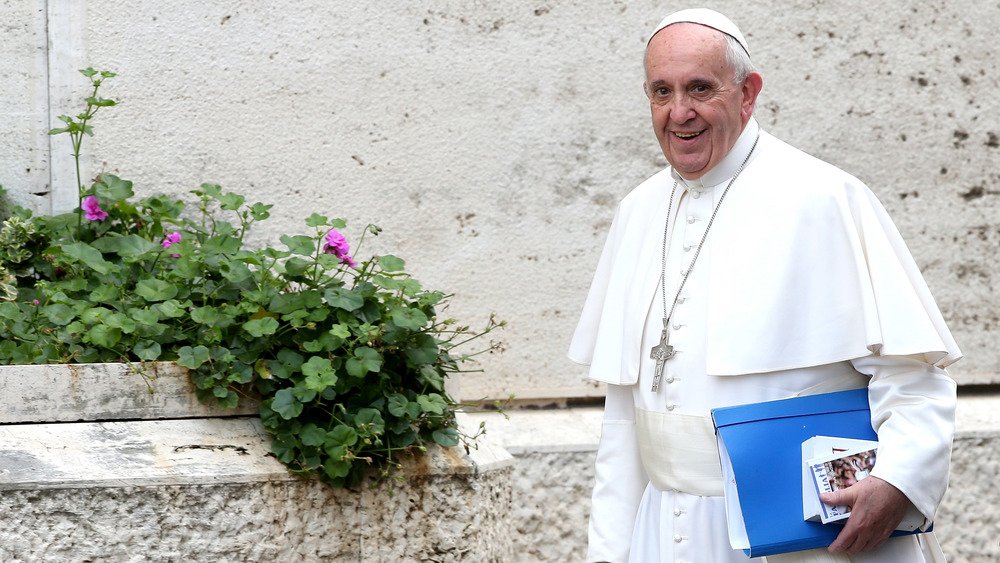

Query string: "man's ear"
[[643, 81, 651, 100], [741, 72, 763, 120]]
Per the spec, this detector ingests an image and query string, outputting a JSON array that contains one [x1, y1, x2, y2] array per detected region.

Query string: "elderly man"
[[569, 8, 960, 563]]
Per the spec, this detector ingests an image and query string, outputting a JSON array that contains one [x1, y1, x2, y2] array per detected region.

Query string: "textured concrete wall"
[[1, 2, 997, 400], [0, 473, 514, 563]]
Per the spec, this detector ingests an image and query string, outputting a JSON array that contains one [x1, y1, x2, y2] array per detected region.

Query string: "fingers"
[[820, 486, 856, 508], [826, 477, 908, 555]]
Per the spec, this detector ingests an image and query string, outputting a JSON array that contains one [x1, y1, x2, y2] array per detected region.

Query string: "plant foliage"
[[0, 69, 504, 487]]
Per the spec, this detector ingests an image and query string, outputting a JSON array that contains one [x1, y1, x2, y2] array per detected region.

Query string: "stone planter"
[[0, 362, 514, 561]]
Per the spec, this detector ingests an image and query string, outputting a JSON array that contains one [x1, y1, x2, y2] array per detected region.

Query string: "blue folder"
[[711, 388, 924, 557]]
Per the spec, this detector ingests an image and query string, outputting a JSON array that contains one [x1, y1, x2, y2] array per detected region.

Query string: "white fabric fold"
[[855, 354, 957, 524], [588, 385, 650, 563]]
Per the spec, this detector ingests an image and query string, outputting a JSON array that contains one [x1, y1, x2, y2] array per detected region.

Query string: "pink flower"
[[32, 300, 39, 306], [161, 232, 182, 249], [323, 229, 358, 268], [161, 232, 182, 257], [82, 196, 108, 221]]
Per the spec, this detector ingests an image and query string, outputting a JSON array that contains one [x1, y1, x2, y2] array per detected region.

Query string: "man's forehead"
[[645, 25, 732, 81]]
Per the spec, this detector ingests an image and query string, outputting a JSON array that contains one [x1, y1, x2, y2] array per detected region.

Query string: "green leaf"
[[416, 393, 447, 415], [323, 459, 351, 479], [85, 96, 116, 108], [220, 261, 252, 283], [329, 324, 351, 339], [389, 307, 428, 330], [60, 242, 114, 275], [284, 257, 311, 277], [105, 312, 137, 333], [243, 317, 279, 337], [134, 340, 161, 361], [419, 365, 445, 391], [190, 306, 220, 325], [305, 213, 328, 227], [135, 279, 178, 302], [131, 308, 160, 325], [156, 299, 186, 318], [379, 255, 405, 272], [270, 432, 297, 463], [92, 174, 134, 203], [202, 234, 241, 254], [405, 333, 440, 365], [304, 370, 338, 392], [0, 302, 19, 319], [432, 427, 460, 447], [345, 346, 382, 378], [92, 234, 159, 260], [250, 202, 272, 221], [88, 284, 118, 302], [271, 388, 303, 420], [42, 304, 76, 326], [280, 234, 316, 256], [217, 192, 245, 211], [299, 423, 327, 447], [292, 384, 317, 403], [354, 408, 385, 435], [324, 287, 363, 311], [86, 324, 122, 348], [327, 425, 359, 447], [387, 393, 408, 417], [301, 356, 333, 377], [177, 345, 211, 369]]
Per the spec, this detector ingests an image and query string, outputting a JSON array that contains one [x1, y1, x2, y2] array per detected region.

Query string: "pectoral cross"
[[649, 325, 675, 392]]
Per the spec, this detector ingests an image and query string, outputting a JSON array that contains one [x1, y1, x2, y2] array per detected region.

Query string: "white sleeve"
[[852, 354, 957, 524], [587, 383, 649, 563]]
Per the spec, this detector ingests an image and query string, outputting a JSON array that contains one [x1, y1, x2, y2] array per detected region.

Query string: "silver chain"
[[659, 133, 760, 328]]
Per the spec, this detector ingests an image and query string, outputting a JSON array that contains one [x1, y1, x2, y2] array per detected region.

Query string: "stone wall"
[[1, 2, 997, 400]]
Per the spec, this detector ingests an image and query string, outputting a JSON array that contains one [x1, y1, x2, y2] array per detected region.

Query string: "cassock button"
[[692, 190, 701, 199], [680, 269, 688, 276], [683, 244, 693, 252], [666, 403, 678, 411], [665, 377, 674, 383], [686, 216, 696, 224], [674, 534, 683, 543], [672, 322, 682, 330], [674, 508, 683, 516]]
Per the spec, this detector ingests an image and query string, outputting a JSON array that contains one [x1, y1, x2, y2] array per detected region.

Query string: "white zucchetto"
[[648, 8, 751, 59]]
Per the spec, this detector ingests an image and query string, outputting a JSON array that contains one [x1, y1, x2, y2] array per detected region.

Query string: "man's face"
[[644, 23, 760, 180]]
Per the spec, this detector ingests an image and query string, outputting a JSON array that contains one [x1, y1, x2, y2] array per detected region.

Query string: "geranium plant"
[[0, 69, 504, 487]]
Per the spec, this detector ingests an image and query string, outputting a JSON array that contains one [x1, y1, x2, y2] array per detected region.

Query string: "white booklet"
[[801, 436, 925, 530]]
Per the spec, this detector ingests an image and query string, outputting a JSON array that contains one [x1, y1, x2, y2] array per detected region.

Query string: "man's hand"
[[820, 476, 909, 554]]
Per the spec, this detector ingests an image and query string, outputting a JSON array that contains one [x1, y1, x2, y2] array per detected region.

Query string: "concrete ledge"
[[0, 362, 258, 423]]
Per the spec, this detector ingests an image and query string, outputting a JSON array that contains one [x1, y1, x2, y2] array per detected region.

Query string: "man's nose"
[[667, 95, 696, 123]]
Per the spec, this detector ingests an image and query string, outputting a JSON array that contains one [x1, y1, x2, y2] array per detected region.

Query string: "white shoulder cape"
[[568, 131, 961, 385]]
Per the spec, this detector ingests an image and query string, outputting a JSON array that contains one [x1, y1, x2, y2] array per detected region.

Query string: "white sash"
[[634, 407, 724, 497]]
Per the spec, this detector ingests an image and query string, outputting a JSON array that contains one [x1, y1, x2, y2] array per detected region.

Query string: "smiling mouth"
[[674, 131, 702, 139]]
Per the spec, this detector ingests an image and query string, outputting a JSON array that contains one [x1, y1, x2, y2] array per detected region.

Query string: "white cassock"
[[569, 119, 961, 563]]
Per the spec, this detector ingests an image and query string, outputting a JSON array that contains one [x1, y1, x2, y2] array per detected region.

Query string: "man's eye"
[[692, 85, 709, 93], [655, 87, 670, 97]]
